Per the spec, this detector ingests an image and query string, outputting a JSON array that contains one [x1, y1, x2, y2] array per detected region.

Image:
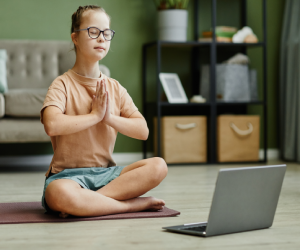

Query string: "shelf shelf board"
[[216, 101, 265, 106], [146, 101, 264, 106], [161, 102, 211, 106], [147, 102, 211, 107], [143, 41, 265, 48], [216, 42, 265, 47], [144, 41, 211, 48]]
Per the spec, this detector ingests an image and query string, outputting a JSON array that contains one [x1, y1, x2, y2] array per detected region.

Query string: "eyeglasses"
[[75, 27, 115, 41]]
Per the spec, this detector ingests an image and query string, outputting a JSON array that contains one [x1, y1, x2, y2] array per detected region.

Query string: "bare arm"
[[43, 80, 107, 136], [43, 79, 149, 140], [43, 106, 100, 136], [101, 83, 148, 140], [103, 111, 149, 140], [43, 107, 148, 140]]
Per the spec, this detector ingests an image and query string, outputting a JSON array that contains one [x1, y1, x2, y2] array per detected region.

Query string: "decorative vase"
[[158, 9, 188, 42]]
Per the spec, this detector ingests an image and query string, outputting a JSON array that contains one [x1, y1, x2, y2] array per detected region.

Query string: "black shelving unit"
[[142, 0, 267, 164]]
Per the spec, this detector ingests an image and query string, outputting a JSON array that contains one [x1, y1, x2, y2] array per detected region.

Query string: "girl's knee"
[[45, 180, 80, 212], [151, 157, 168, 181]]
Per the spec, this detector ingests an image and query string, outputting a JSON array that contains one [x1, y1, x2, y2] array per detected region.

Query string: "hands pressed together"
[[91, 79, 111, 123], [88, 78, 148, 140]]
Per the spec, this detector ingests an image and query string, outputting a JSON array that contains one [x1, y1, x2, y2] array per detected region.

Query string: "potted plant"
[[153, 0, 190, 41]]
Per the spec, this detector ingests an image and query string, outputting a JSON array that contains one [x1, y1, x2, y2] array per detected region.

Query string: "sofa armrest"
[[0, 93, 4, 118], [99, 64, 110, 77]]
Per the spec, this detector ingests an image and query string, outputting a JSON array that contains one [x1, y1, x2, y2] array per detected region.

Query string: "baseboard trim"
[[259, 149, 279, 161], [112, 152, 154, 165], [0, 149, 279, 167], [0, 153, 154, 167], [0, 155, 53, 167]]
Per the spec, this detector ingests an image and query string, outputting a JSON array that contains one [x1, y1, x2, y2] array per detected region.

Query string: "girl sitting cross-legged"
[[41, 5, 168, 218]]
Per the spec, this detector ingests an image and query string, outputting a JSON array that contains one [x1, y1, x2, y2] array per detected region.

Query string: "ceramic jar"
[[158, 9, 188, 41]]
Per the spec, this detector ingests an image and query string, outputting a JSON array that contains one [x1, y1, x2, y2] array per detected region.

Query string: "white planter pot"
[[158, 9, 188, 42]]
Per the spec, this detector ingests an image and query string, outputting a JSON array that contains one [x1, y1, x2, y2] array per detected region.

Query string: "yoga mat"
[[0, 202, 180, 224]]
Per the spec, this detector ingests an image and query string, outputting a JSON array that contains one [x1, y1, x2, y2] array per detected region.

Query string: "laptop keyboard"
[[182, 226, 207, 232]]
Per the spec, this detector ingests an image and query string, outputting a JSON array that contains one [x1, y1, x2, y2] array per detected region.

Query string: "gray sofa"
[[0, 40, 110, 143]]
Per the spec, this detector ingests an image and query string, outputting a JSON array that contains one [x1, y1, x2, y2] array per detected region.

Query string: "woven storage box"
[[154, 116, 207, 163], [217, 115, 260, 162]]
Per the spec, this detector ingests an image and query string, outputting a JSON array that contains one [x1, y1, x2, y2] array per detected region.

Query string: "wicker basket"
[[217, 115, 260, 162], [154, 116, 207, 163]]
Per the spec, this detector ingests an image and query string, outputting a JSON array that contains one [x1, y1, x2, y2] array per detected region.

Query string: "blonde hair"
[[71, 5, 111, 52]]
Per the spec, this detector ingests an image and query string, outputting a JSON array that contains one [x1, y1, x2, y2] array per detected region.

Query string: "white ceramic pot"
[[158, 9, 188, 42]]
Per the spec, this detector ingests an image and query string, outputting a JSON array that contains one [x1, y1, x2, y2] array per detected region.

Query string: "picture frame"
[[159, 73, 188, 103]]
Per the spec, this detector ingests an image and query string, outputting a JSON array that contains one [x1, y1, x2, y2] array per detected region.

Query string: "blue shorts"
[[41, 166, 126, 214]]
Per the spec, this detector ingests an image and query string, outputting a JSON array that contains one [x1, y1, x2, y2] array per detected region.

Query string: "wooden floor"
[[0, 160, 299, 250]]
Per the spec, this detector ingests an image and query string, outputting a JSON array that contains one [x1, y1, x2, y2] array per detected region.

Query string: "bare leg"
[[97, 157, 168, 200], [44, 157, 168, 217], [45, 179, 165, 217]]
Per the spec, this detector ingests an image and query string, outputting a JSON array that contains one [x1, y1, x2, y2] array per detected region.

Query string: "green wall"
[[247, 0, 285, 149], [0, 0, 285, 155]]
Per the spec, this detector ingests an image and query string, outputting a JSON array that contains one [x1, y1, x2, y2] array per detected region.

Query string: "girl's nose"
[[97, 32, 105, 42]]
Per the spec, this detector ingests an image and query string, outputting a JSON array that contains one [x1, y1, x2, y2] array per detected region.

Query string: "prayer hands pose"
[[102, 80, 111, 123], [91, 79, 111, 123]]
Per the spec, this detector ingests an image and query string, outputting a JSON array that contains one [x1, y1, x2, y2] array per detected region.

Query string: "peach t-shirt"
[[40, 69, 138, 177]]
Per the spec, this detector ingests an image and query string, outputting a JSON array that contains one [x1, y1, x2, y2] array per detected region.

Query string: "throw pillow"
[[0, 50, 8, 93], [0, 93, 4, 118], [4, 88, 48, 117]]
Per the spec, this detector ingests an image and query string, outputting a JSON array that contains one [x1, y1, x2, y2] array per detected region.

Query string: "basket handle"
[[230, 122, 253, 136], [176, 123, 196, 130]]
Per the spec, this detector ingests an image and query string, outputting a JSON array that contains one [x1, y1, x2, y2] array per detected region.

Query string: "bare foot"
[[59, 212, 69, 218], [127, 196, 165, 212], [145, 196, 165, 211]]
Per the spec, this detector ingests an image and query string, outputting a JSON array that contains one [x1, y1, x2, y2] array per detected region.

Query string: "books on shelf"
[[199, 26, 237, 43], [198, 37, 231, 42]]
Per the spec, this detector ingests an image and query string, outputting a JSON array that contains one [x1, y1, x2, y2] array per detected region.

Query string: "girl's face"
[[72, 10, 111, 62]]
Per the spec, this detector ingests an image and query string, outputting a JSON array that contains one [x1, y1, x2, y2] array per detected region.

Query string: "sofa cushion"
[[0, 40, 75, 89], [99, 64, 110, 77], [0, 118, 50, 142], [4, 88, 47, 117]]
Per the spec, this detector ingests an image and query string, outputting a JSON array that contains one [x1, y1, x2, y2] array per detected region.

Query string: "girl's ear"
[[71, 32, 78, 46]]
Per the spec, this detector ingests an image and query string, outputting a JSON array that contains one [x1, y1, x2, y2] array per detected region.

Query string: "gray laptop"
[[163, 164, 286, 237]]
